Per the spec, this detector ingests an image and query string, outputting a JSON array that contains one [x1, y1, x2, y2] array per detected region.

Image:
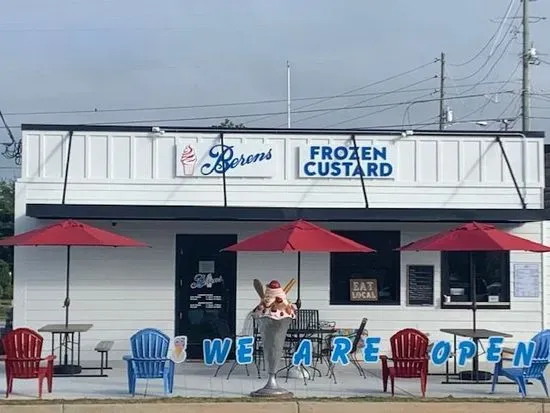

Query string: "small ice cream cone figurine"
[[180, 145, 197, 176], [172, 336, 187, 363]]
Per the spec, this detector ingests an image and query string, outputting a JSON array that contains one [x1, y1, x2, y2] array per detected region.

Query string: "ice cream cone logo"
[[171, 335, 188, 363], [180, 145, 197, 176]]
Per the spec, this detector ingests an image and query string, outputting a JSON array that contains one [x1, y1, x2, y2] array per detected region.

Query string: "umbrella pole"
[[470, 251, 476, 332], [64, 246, 71, 327], [63, 246, 71, 368], [295, 252, 301, 309]]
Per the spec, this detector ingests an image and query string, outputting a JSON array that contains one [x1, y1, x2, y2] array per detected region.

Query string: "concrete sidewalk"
[[0, 360, 547, 401]]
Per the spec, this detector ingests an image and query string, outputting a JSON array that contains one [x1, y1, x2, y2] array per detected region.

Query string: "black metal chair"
[[318, 317, 368, 384]]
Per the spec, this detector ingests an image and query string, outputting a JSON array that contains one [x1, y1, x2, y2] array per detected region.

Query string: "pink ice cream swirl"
[[181, 145, 197, 165]]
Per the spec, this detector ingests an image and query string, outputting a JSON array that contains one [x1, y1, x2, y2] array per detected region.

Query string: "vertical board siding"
[[12, 218, 544, 361], [20, 131, 544, 209]]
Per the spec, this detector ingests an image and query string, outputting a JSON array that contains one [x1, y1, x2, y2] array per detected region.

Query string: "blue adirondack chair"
[[123, 328, 175, 395], [491, 329, 550, 398]]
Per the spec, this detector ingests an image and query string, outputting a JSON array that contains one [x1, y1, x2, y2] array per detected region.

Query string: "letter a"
[[292, 339, 312, 367]]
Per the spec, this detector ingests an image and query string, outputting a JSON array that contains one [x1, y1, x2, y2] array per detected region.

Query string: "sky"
[[1, 0, 550, 178]]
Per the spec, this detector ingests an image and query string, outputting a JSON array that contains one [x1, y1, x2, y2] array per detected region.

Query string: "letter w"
[[203, 338, 232, 366]]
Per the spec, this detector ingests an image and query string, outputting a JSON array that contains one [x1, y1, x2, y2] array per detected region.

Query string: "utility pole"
[[439, 52, 445, 130], [522, 0, 530, 132]]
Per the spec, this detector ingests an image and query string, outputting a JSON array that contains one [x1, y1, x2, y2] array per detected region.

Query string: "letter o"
[[334, 146, 348, 160], [430, 340, 451, 366]]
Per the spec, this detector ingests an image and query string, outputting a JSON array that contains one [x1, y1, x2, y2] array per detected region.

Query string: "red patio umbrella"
[[222, 219, 375, 308], [0, 219, 149, 327], [399, 221, 550, 330]]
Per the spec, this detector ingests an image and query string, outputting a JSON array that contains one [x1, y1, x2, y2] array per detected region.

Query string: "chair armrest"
[[122, 355, 132, 361], [43, 355, 56, 362]]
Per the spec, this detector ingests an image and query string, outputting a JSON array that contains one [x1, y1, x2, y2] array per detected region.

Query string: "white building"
[[12, 124, 549, 363]]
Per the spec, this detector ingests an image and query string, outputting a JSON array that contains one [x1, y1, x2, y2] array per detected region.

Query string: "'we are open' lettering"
[[199, 336, 538, 369]]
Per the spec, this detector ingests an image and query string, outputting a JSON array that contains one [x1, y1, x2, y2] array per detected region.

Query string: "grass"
[[0, 396, 548, 405]]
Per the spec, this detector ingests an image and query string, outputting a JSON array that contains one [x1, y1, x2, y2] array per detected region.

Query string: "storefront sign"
[[191, 335, 537, 369], [298, 144, 394, 178], [190, 273, 223, 289], [349, 279, 378, 301], [176, 142, 276, 177]]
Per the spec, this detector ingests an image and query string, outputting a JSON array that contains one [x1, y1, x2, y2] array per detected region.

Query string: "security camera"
[[152, 126, 161, 133]]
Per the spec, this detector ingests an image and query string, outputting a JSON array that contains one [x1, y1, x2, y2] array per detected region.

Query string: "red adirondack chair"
[[1, 327, 55, 398], [380, 328, 429, 397]]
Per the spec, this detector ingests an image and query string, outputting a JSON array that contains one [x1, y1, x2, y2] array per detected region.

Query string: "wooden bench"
[[94, 340, 114, 376]]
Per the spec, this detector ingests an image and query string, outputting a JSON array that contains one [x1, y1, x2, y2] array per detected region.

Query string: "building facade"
[[13, 124, 548, 361]]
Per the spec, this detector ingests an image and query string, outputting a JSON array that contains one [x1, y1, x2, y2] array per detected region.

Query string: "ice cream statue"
[[250, 278, 297, 398]]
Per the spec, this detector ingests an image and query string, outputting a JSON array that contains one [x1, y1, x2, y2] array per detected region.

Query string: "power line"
[[448, 0, 517, 67], [324, 90, 436, 128], [261, 59, 440, 126], [453, 34, 518, 98], [285, 76, 437, 127], [454, 61, 521, 121], [1, 80, 514, 118], [3, 91, 515, 130], [451, 1, 520, 83]]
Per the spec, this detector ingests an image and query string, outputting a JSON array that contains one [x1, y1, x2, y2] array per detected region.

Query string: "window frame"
[[329, 230, 401, 306], [440, 250, 511, 310]]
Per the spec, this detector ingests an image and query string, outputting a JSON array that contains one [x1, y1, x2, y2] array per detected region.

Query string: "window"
[[441, 251, 510, 309], [330, 230, 401, 305]]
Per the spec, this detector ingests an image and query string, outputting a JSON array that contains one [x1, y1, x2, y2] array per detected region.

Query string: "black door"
[[175, 234, 237, 360]]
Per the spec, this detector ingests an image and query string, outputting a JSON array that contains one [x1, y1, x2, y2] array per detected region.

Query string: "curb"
[[0, 400, 547, 413]]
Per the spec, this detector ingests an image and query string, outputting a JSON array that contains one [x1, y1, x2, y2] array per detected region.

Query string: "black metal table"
[[38, 323, 93, 376], [440, 328, 512, 384]]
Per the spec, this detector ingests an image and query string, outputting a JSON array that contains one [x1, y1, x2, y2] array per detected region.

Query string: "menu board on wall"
[[513, 263, 540, 298], [407, 265, 434, 306]]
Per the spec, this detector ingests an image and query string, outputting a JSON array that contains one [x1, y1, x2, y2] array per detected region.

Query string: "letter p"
[[457, 340, 477, 367]]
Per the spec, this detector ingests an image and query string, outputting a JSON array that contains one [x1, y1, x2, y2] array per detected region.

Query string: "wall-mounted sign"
[[349, 279, 378, 301], [407, 265, 434, 306], [190, 273, 223, 289], [513, 263, 540, 298], [176, 142, 276, 177], [298, 144, 394, 178]]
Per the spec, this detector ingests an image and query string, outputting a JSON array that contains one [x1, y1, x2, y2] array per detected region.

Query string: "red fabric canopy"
[[0, 219, 149, 247], [398, 221, 550, 252], [222, 219, 375, 252]]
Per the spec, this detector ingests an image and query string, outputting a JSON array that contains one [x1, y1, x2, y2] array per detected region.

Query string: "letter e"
[[236, 336, 254, 365], [486, 336, 504, 363], [363, 337, 381, 363]]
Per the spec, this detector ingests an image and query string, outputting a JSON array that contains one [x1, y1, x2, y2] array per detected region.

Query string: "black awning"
[[25, 203, 545, 223]]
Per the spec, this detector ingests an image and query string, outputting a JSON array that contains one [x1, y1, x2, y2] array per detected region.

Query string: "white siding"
[[12, 214, 545, 361], [20, 130, 545, 209], [12, 127, 547, 363]]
